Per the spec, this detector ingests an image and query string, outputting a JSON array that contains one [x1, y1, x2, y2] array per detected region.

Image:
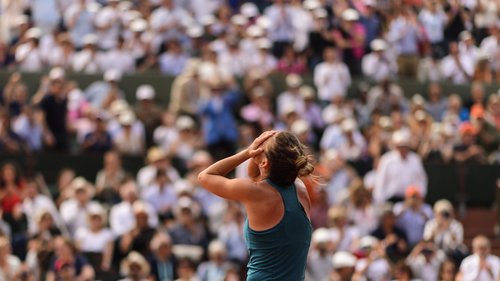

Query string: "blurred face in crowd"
[[121, 181, 138, 202], [54, 238, 74, 260], [1, 164, 17, 183], [104, 151, 121, 172], [39, 213, 54, 231], [89, 214, 103, 231], [405, 192, 422, 209], [428, 83, 441, 102], [24, 180, 39, 199], [382, 211, 396, 229], [471, 84, 484, 103], [157, 240, 172, 260], [49, 79, 65, 97], [448, 94, 462, 112], [127, 262, 143, 279], [162, 0, 173, 8], [135, 210, 149, 229], [75, 188, 89, 205], [323, 48, 337, 63], [0, 238, 11, 260], [448, 42, 459, 56], [473, 236, 490, 258], [439, 260, 456, 281]]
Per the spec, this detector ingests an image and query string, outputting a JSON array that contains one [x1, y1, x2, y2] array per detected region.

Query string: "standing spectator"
[[198, 80, 241, 161], [418, 0, 447, 57], [22, 178, 61, 235], [277, 74, 305, 117], [134, 85, 162, 148], [264, 0, 295, 58], [458, 235, 500, 281], [137, 147, 180, 191], [15, 28, 45, 72], [417, 44, 446, 82], [362, 39, 398, 82], [37, 68, 69, 152], [30, 0, 61, 34], [0, 109, 22, 153], [247, 38, 278, 75], [441, 42, 474, 84], [314, 47, 351, 104], [374, 130, 428, 203], [169, 59, 202, 117], [99, 37, 136, 73], [94, 0, 121, 50], [332, 9, 366, 75], [327, 206, 360, 252], [47, 34, 74, 69], [141, 169, 177, 218], [346, 182, 379, 236], [387, 6, 422, 79], [72, 34, 101, 73], [169, 196, 208, 248], [149, 0, 192, 47], [453, 122, 487, 164]]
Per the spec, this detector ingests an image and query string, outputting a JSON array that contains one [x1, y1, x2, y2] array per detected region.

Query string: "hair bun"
[[296, 155, 314, 176]]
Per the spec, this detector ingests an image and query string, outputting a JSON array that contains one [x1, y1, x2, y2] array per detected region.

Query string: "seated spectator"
[[159, 39, 189, 76], [453, 122, 487, 164], [110, 179, 158, 237], [142, 169, 177, 218], [47, 33, 74, 69], [327, 206, 360, 252], [153, 111, 178, 151], [95, 151, 126, 205], [366, 78, 406, 116], [472, 53, 494, 84], [470, 105, 500, 156], [240, 87, 275, 131], [15, 28, 45, 72], [119, 202, 157, 259], [72, 34, 101, 73], [119, 251, 151, 281], [74, 204, 114, 279], [149, 232, 178, 281], [370, 208, 408, 263], [458, 235, 500, 281], [393, 186, 433, 247], [406, 240, 446, 281], [424, 83, 448, 122], [59, 177, 101, 236], [167, 116, 204, 175], [46, 237, 95, 281], [0, 235, 21, 280], [441, 41, 474, 84], [197, 240, 231, 281], [439, 258, 458, 281], [99, 37, 135, 74], [276, 45, 307, 74], [113, 111, 145, 156], [169, 59, 202, 116], [84, 69, 125, 110], [321, 150, 358, 205], [362, 39, 398, 82], [216, 201, 247, 265], [307, 228, 334, 281], [346, 181, 378, 236], [169, 196, 208, 248], [423, 199, 466, 261], [392, 261, 414, 281], [486, 95, 500, 130], [353, 236, 392, 281], [328, 251, 357, 281], [12, 106, 50, 152], [134, 84, 162, 147], [137, 147, 180, 191], [417, 44, 446, 83], [81, 113, 113, 154], [22, 178, 62, 235], [175, 257, 201, 281]]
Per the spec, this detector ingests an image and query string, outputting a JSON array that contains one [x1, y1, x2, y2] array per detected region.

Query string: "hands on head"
[[248, 130, 278, 158]]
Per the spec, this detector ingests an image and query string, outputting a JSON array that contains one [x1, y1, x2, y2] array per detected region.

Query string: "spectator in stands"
[[46, 236, 95, 281], [423, 199, 465, 259], [110, 179, 158, 236], [0, 108, 22, 153], [15, 28, 45, 72], [85, 69, 124, 110], [332, 9, 366, 75], [95, 151, 126, 205], [321, 149, 358, 205], [81, 113, 113, 154], [119, 251, 151, 281], [486, 94, 500, 130], [99, 37, 136, 74], [113, 111, 145, 156], [149, 232, 178, 281], [48, 33, 74, 69], [424, 82, 448, 122], [370, 208, 408, 263], [197, 240, 231, 281], [74, 204, 114, 277], [169, 59, 202, 116], [353, 235, 392, 281], [393, 186, 433, 247], [439, 258, 458, 281], [59, 177, 100, 236], [0, 236, 22, 280], [276, 45, 307, 74], [169, 196, 208, 248], [417, 43, 446, 83], [458, 235, 500, 281], [137, 147, 180, 191], [470, 105, 500, 156], [142, 168, 177, 219], [387, 6, 422, 79], [36, 68, 69, 151], [22, 178, 61, 235], [472, 52, 495, 84], [132, 84, 161, 147], [307, 228, 334, 281], [72, 34, 101, 74], [2, 72, 28, 117], [362, 39, 398, 82], [327, 206, 360, 252], [13, 106, 50, 152], [64, 0, 95, 49], [314, 47, 352, 104], [277, 74, 305, 117], [453, 122, 487, 164], [264, 0, 295, 58], [441, 41, 475, 84], [418, 0, 447, 57], [328, 251, 356, 281], [406, 240, 446, 281], [159, 39, 189, 76], [240, 87, 275, 131], [374, 130, 427, 203], [392, 261, 414, 281], [119, 202, 157, 259], [216, 201, 247, 265], [366, 78, 406, 116]]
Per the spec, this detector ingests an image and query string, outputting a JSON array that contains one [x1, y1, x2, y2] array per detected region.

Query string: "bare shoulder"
[[295, 178, 311, 216]]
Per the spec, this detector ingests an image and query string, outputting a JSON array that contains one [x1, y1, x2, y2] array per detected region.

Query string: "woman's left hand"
[[248, 131, 277, 158]]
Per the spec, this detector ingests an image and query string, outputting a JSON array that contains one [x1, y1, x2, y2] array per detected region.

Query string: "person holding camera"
[[406, 240, 446, 281]]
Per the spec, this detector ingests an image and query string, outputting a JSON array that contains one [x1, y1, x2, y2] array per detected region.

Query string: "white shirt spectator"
[[15, 43, 44, 71], [329, 226, 360, 252], [22, 194, 61, 235], [98, 47, 135, 73], [47, 45, 74, 69], [64, 2, 96, 48], [362, 52, 398, 81], [407, 250, 446, 281], [423, 218, 464, 252], [459, 254, 500, 281], [153, 125, 179, 151], [59, 200, 102, 236], [94, 5, 121, 50], [417, 56, 445, 82], [136, 165, 180, 191], [218, 48, 248, 77], [418, 8, 446, 44], [0, 254, 21, 281], [73, 49, 102, 73], [30, 0, 61, 33], [113, 128, 145, 156], [373, 150, 428, 202], [264, 3, 295, 42], [109, 200, 158, 236], [277, 91, 305, 117], [149, 4, 192, 43], [480, 34, 500, 71], [141, 183, 177, 214], [441, 53, 474, 84], [75, 227, 114, 253], [347, 205, 379, 236], [12, 114, 43, 152], [247, 52, 278, 76], [292, 5, 314, 51], [314, 61, 351, 101], [355, 257, 392, 281]]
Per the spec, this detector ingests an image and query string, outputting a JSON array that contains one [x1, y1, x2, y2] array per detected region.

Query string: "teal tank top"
[[244, 179, 312, 281]]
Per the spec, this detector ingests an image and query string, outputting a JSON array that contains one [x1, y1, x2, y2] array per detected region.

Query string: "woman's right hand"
[[248, 131, 277, 158]]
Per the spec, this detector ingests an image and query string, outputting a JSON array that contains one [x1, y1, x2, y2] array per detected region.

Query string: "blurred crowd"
[[0, 0, 500, 280]]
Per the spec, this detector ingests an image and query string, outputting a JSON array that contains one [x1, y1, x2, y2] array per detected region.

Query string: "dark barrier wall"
[[0, 153, 498, 207], [1, 70, 499, 105]]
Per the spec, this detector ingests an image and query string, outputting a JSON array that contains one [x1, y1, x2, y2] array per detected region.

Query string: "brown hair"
[[265, 131, 314, 186]]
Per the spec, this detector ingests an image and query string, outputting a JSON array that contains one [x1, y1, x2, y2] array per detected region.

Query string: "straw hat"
[[146, 147, 168, 163], [120, 251, 151, 277], [332, 251, 357, 269], [70, 177, 95, 198]]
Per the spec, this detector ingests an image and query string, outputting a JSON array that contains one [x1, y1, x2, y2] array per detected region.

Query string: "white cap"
[[332, 251, 357, 269], [359, 236, 378, 249], [118, 0, 133, 11], [414, 109, 427, 122], [200, 14, 217, 26], [286, 74, 303, 88], [174, 179, 194, 195], [187, 24, 204, 38], [83, 34, 98, 45], [412, 94, 425, 106], [322, 106, 344, 124], [208, 240, 227, 255], [256, 38, 271, 49], [110, 99, 130, 116], [378, 116, 393, 129], [459, 30, 472, 41], [300, 86, 315, 99], [291, 119, 310, 135], [176, 116, 195, 130], [256, 16, 272, 30], [247, 25, 264, 38], [241, 3, 260, 18], [342, 9, 359, 21], [136, 85, 155, 100], [231, 14, 249, 26], [130, 18, 148, 32], [370, 39, 387, 51], [49, 67, 65, 80], [26, 27, 42, 39], [119, 111, 136, 126], [312, 228, 331, 244], [282, 103, 297, 116], [313, 8, 328, 19], [104, 69, 122, 82], [341, 118, 357, 132], [392, 129, 411, 147], [303, 0, 321, 10]]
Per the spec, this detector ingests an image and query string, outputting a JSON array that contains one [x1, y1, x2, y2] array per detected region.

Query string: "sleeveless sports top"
[[244, 178, 312, 281]]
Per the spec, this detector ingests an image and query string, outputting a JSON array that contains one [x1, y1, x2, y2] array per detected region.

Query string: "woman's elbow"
[[197, 172, 207, 186]]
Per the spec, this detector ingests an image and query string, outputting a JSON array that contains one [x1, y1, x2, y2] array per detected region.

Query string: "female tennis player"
[[198, 130, 313, 280]]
